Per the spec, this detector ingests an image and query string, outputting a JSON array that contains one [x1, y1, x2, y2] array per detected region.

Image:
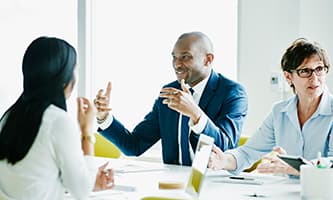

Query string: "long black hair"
[[0, 36, 77, 164]]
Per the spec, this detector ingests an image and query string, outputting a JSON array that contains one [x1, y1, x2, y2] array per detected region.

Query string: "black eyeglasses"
[[291, 66, 328, 78]]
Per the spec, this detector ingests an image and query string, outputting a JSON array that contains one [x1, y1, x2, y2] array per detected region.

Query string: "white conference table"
[[67, 156, 301, 200]]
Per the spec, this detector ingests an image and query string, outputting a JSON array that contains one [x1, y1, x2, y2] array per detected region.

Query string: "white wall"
[[238, 0, 333, 136], [299, 0, 333, 87], [91, 0, 238, 130]]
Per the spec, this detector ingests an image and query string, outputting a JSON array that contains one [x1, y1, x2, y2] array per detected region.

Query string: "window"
[[0, 0, 77, 116], [91, 0, 238, 129], [0, 0, 237, 160], [89, 0, 238, 159]]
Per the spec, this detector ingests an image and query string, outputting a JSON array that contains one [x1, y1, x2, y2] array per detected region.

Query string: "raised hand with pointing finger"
[[94, 32, 248, 166], [94, 81, 112, 121]]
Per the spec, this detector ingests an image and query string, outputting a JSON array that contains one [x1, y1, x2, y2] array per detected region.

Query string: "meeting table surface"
[[65, 156, 301, 200]]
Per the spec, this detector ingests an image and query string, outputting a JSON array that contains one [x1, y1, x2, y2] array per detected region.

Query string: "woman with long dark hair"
[[0, 36, 114, 199]]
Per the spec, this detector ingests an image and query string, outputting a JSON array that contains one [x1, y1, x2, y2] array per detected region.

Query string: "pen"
[[247, 193, 266, 198], [229, 176, 255, 181], [212, 178, 263, 185], [316, 152, 327, 169]]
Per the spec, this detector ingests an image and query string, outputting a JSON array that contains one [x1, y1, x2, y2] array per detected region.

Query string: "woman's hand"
[[77, 97, 96, 134], [256, 147, 299, 176], [208, 145, 226, 170], [93, 162, 115, 191], [208, 145, 237, 171]]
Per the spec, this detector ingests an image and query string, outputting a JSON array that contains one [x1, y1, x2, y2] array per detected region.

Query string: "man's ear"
[[204, 53, 214, 66]]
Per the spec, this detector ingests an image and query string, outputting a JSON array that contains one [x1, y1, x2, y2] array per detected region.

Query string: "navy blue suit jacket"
[[99, 70, 248, 165]]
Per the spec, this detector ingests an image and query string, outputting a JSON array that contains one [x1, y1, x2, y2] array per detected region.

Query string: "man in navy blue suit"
[[94, 32, 248, 166]]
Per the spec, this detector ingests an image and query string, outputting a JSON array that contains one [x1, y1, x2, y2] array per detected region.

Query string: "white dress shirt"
[[98, 74, 211, 165], [178, 74, 210, 164], [0, 105, 97, 200]]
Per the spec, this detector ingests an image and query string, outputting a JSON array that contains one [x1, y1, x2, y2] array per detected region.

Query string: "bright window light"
[[0, 0, 77, 116], [91, 0, 238, 130], [90, 0, 238, 160]]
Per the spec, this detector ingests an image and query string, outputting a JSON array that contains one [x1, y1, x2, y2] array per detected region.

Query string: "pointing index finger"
[[180, 79, 190, 94], [105, 81, 112, 97]]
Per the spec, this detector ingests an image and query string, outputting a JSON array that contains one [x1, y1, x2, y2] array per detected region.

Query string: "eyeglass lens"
[[296, 66, 327, 78]]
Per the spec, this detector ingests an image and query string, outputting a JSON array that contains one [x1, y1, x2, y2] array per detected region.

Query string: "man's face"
[[171, 38, 208, 87]]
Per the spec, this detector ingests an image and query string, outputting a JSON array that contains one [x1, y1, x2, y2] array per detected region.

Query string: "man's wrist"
[[192, 112, 201, 125], [190, 110, 207, 134], [97, 113, 109, 124]]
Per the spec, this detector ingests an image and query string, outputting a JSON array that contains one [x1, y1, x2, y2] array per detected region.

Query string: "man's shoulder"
[[162, 80, 179, 88], [212, 71, 246, 92], [214, 72, 242, 86]]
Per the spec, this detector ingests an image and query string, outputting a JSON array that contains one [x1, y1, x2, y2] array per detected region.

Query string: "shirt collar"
[[191, 70, 211, 98], [281, 85, 333, 117], [316, 86, 333, 116]]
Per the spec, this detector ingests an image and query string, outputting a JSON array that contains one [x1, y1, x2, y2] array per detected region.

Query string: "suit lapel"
[[199, 70, 219, 110], [189, 71, 219, 151]]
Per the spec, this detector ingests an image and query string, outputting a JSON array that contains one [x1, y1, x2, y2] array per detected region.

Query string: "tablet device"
[[277, 154, 312, 171]]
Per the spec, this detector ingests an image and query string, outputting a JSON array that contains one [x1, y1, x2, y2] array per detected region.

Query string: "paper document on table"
[[65, 190, 132, 200], [113, 184, 136, 192], [89, 190, 128, 200], [206, 169, 231, 177], [208, 171, 287, 185], [110, 159, 167, 173], [239, 172, 288, 184]]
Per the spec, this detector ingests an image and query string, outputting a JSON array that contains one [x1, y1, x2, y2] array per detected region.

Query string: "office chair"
[[238, 135, 261, 172], [94, 132, 121, 158]]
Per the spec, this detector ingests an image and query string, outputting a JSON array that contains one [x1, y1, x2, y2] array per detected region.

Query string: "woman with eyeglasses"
[[209, 38, 333, 176]]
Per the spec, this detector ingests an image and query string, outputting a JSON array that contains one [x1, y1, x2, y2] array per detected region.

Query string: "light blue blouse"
[[227, 88, 333, 174]]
